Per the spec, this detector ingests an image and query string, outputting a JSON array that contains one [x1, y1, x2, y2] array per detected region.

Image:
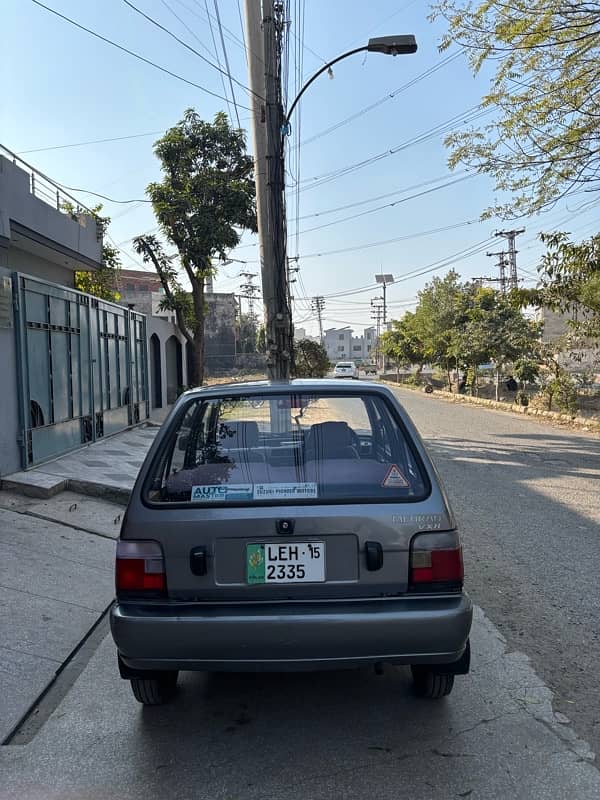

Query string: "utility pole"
[[371, 297, 384, 370], [485, 250, 509, 293], [311, 296, 325, 345], [244, 0, 292, 379], [495, 229, 525, 290]]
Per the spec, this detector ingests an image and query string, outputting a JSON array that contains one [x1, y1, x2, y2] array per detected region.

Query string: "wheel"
[[411, 667, 454, 699], [130, 671, 179, 705]]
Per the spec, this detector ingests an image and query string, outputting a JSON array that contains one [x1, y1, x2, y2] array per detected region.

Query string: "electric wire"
[[121, 0, 260, 101], [30, 0, 252, 109]]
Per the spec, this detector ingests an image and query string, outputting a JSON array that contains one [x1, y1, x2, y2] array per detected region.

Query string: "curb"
[[382, 381, 600, 435]]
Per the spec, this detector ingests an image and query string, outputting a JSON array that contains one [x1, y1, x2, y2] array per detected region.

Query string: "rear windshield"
[[145, 391, 429, 505], [336, 363, 353, 368]]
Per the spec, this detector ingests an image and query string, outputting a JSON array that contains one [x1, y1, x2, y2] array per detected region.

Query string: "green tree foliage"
[[385, 272, 541, 395], [430, 2, 600, 217], [532, 232, 599, 345], [293, 339, 330, 378], [62, 203, 121, 301], [458, 288, 541, 398], [136, 109, 256, 386], [380, 312, 426, 373]]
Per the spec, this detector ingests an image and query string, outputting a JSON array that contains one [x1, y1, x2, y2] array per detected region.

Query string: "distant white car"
[[334, 361, 359, 379]]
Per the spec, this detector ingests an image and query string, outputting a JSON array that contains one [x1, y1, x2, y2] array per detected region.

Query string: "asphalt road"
[[2, 389, 600, 799], [390, 386, 600, 757]]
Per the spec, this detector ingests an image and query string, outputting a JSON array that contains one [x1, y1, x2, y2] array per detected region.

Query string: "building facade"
[[0, 147, 150, 476], [324, 326, 378, 362]]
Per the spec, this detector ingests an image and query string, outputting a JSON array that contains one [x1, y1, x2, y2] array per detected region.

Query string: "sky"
[[2, 0, 599, 338]]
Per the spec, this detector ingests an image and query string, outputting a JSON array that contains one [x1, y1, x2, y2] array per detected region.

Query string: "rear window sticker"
[[253, 482, 318, 500], [191, 484, 253, 502], [382, 464, 409, 488]]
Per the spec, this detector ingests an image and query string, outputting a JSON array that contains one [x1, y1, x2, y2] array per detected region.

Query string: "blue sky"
[[3, 0, 599, 336]]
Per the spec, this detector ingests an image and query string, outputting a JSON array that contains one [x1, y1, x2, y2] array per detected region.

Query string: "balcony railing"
[[0, 143, 97, 220]]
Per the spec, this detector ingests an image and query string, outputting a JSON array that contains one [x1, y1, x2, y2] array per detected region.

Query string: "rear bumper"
[[111, 594, 472, 672]]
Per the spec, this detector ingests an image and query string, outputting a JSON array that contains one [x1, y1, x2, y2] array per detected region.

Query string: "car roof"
[[180, 378, 387, 400]]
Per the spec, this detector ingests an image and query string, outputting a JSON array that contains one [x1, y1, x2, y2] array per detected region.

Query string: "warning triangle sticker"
[[382, 464, 409, 488]]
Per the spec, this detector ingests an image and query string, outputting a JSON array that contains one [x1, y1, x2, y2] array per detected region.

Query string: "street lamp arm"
[[284, 35, 417, 128], [285, 46, 368, 126]]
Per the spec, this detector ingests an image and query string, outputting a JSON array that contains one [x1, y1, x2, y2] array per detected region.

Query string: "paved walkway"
[[3, 426, 159, 501]]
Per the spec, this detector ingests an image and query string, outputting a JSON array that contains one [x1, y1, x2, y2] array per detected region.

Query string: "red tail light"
[[409, 532, 463, 591], [116, 540, 166, 595]]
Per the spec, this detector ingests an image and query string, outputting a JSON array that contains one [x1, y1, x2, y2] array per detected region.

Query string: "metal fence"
[[13, 273, 149, 468]]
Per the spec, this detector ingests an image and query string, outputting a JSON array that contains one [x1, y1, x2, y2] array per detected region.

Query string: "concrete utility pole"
[[485, 251, 509, 293], [371, 297, 384, 370], [244, 0, 292, 379], [311, 296, 325, 345], [375, 273, 394, 326], [495, 229, 525, 290]]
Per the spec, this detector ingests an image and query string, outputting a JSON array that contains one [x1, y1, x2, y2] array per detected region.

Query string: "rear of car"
[[111, 380, 471, 704], [334, 361, 358, 379]]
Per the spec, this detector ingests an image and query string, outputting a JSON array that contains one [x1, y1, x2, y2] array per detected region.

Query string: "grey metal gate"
[[13, 273, 149, 468]]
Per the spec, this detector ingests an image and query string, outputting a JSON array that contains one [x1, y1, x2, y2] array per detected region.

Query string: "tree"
[[380, 312, 426, 375], [293, 339, 330, 378], [135, 109, 256, 386], [535, 232, 600, 344], [62, 203, 121, 301], [415, 271, 467, 389], [430, 2, 600, 217], [459, 288, 541, 399]]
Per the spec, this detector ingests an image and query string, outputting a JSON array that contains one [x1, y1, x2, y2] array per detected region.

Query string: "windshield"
[[146, 391, 428, 505]]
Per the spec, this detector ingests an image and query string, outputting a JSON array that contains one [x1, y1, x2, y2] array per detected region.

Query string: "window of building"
[[338, 334, 345, 341]]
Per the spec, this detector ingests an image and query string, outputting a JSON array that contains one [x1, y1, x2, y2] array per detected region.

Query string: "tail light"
[[116, 540, 166, 596], [409, 531, 463, 592]]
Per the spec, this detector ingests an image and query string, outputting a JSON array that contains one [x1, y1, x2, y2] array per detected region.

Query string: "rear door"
[[129, 388, 450, 601]]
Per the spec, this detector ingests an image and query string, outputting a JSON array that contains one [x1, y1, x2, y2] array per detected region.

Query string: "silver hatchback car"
[[110, 380, 472, 705]]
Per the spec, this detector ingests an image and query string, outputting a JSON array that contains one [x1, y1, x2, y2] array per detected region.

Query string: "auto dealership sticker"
[[253, 483, 318, 500], [382, 464, 409, 488], [191, 484, 253, 502]]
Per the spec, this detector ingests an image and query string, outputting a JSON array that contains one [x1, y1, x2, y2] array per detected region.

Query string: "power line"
[[294, 175, 476, 237], [121, 0, 259, 101], [17, 130, 164, 155], [300, 50, 464, 148], [212, 0, 242, 127], [30, 0, 252, 109], [296, 219, 481, 260], [297, 105, 491, 192]]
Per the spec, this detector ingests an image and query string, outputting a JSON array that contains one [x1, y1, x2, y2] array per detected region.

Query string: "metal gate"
[[13, 273, 149, 468]]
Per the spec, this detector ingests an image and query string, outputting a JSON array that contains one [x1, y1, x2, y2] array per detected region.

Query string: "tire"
[[130, 671, 178, 705], [411, 667, 454, 699]]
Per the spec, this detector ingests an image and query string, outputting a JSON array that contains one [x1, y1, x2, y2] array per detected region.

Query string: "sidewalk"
[[0, 490, 124, 742], [2, 425, 159, 502]]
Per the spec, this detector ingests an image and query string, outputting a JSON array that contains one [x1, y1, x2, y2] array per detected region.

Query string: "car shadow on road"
[[419, 428, 600, 759]]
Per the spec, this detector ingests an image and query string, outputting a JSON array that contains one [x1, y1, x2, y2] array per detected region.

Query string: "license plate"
[[246, 542, 325, 584]]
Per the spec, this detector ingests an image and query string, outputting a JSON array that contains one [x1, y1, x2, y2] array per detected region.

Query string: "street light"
[[284, 35, 418, 128]]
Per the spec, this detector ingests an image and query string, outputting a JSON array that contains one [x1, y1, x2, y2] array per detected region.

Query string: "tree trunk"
[[191, 278, 205, 387], [447, 366, 453, 393], [495, 366, 501, 401]]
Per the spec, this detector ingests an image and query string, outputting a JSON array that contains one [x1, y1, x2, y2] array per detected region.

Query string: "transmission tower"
[[239, 272, 260, 323], [495, 229, 525, 289], [311, 296, 325, 344], [484, 250, 510, 293]]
